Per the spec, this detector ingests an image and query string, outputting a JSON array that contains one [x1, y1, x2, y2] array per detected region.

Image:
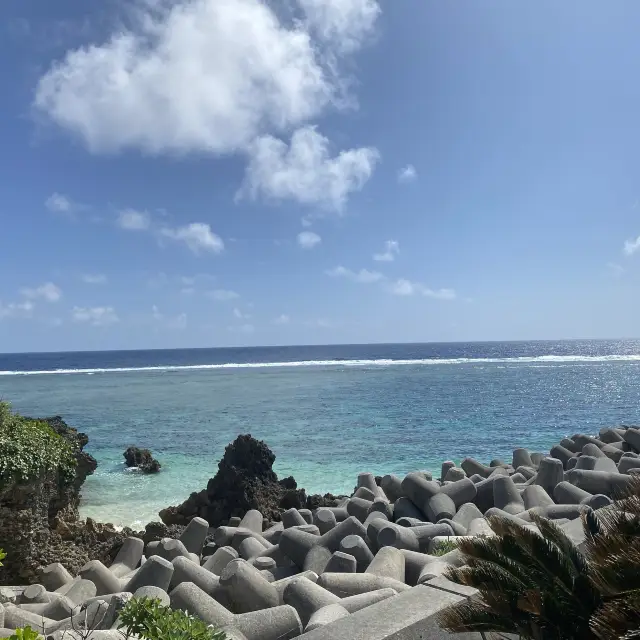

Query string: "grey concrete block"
[[79, 560, 123, 597], [283, 576, 339, 625], [339, 535, 374, 570], [40, 563, 73, 592], [299, 509, 313, 524], [623, 427, 640, 452], [560, 438, 581, 453], [347, 497, 374, 523], [426, 492, 456, 522], [19, 585, 49, 605], [522, 484, 554, 509], [513, 448, 534, 468], [391, 497, 426, 522], [368, 498, 394, 521], [534, 457, 564, 494], [282, 508, 307, 528], [239, 510, 263, 533], [109, 537, 144, 578], [440, 461, 456, 482], [493, 475, 525, 514], [380, 474, 404, 502], [365, 547, 405, 582], [169, 581, 234, 626], [400, 473, 439, 516], [306, 603, 350, 632], [302, 583, 481, 640], [219, 559, 279, 613], [600, 427, 625, 443], [272, 571, 319, 604], [156, 538, 191, 562], [340, 588, 397, 613], [317, 573, 410, 597], [576, 455, 598, 471], [232, 605, 302, 640], [353, 486, 377, 502], [550, 445, 576, 467], [170, 556, 221, 596], [324, 551, 357, 573], [619, 456, 640, 474], [228, 516, 242, 527], [262, 521, 284, 543], [566, 469, 632, 496], [178, 517, 209, 555], [443, 467, 466, 482], [436, 518, 467, 536], [423, 576, 479, 598], [202, 545, 239, 575], [238, 536, 269, 560], [133, 585, 169, 605], [63, 579, 97, 606], [467, 517, 494, 536], [460, 458, 492, 479], [554, 480, 592, 504], [303, 546, 333, 574], [125, 556, 174, 593]]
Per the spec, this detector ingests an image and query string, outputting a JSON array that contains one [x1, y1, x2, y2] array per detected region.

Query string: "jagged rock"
[[0, 415, 127, 585], [160, 435, 343, 528], [124, 446, 161, 474], [140, 521, 185, 545]]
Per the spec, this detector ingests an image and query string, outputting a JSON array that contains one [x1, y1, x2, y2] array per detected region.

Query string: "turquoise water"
[[1, 341, 640, 528]]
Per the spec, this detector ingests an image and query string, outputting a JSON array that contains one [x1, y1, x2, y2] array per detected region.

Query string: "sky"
[[2, 0, 640, 352]]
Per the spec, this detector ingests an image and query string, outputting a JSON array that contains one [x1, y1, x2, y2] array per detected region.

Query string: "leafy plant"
[[118, 597, 226, 640], [437, 477, 640, 640], [431, 538, 459, 556], [0, 548, 6, 567], [9, 627, 40, 640], [0, 401, 76, 489]]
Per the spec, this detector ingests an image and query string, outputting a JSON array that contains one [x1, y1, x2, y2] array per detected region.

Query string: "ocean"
[[1, 340, 640, 529]]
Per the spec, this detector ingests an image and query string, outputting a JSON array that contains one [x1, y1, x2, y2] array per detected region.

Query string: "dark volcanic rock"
[[160, 434, 343, 527], [0, 416, 127, 585], [124, 446, 161, 474]]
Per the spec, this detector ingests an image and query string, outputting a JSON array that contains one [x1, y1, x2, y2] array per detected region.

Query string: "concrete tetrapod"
[[313, 509, 338, 534], [109, 537, 144, 578], [339, 535, 374, 571], [282, 576, 340, 625], [179, 517, 209, 555], [534, 457, 564, 494], [376, 522, 453, 552], [317, 573, 411, 597], [219, 559, 280, 613], [324, 551, 357, 573], [40, 563, 73, 592], [79, 560, 122, 597], [170, 556, 221, 596], [566, 469, 632, 496], [305, 603, 350, 632], [125, 556, 174, 593], [493, 475, 525, 515], [202, 546, 239, 575], [365, 547, 405, 583]]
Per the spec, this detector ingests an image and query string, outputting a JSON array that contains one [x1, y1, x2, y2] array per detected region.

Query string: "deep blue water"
[[1, 340, 640, 527]]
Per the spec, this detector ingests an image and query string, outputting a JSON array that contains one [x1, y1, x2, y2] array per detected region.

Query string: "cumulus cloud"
[[241, 127, 379, 210], [21, 282, 62, 302], [297, 230, 322, 249], [388, 279, 456, 299], [326, 266, 384, 283], [72, 306, 119, 325], [0, 300, 34, 320], [233, 307, 251, 320], [397, 164, 417, 183], [160, 223, 224, 254], [34, 0, 380, 155], [298, 0, 380, 53], [373, 240, 399, 262], [624, 236, 640, 256], [208, 289, 240, 301], [45, 192, 73, 213], [82, 274, 107, 284], [274, 314, 290, 325], [117, 208, 151, 231]]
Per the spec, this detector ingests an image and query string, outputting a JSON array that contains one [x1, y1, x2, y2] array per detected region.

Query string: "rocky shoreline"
[[2, 419, 640, 638]]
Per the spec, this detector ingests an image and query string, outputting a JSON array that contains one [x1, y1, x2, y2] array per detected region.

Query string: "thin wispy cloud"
[[297, 231, 322, 249], [208, 289, 240, 301], [0, 300, 34, 320], [624, 235, 640, 256], [82, 274, 107, 285], [274, 314, 290, 325], [21, 282, 62, 302], [117, 209, 151, 231], [326, 266, 384, 283], [373, 240, 399, 262], [72, 306, 119, 326], [159, 223, 224, 254], [397, 164, 417, 183]]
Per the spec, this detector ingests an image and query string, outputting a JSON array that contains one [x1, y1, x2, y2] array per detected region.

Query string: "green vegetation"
[[0, 548, 5, 566], [431, 538, 459, 556], [8, 627, 40, 640], [0, 401, 76, 489], [119, 597, 226, 640], [437, 477, 640, 640]]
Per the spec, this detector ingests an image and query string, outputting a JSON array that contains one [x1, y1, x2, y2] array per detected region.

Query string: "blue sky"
[[2, 0, 640, 352]]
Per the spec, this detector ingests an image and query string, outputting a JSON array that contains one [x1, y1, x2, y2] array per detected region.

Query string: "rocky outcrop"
[[0, 415, 126, 585], [124, 446, 161, 474], [160, 434, 342, 527]]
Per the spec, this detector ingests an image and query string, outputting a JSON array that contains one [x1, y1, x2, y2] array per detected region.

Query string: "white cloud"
[[607, 262, 625, 277], [297, 0, 380, 54], [209, 289, 240, 301], [241, 127, 379, 210], [152, 306, 188, 330], [397, 164, 417, 183], [82, 274, 107, 285], [388, 279, 456, 300], [72, 306, 119, 326], [21, 282, 62, 302], [373, 240, 399, 262], [297, 230, 322, 249], [117, 209, 151, 231], [34, 0, 345, 155], [233, 307, 251, 320], [45, 192, 73, 213], [160, 223, 224, 254], [624, 236, 640, 256], [0, 300, 34, 320], [274, 314, 290, 325], [326, 266, 384, 283], [301, 216, 313, 228]]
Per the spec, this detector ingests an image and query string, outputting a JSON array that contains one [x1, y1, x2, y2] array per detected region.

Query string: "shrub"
[[431, 538, 459, 556], [9, 627, 40, 640], [119, 597, 226, 640], [0, 548, 6, 566], [0, 401, 76, 490]]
